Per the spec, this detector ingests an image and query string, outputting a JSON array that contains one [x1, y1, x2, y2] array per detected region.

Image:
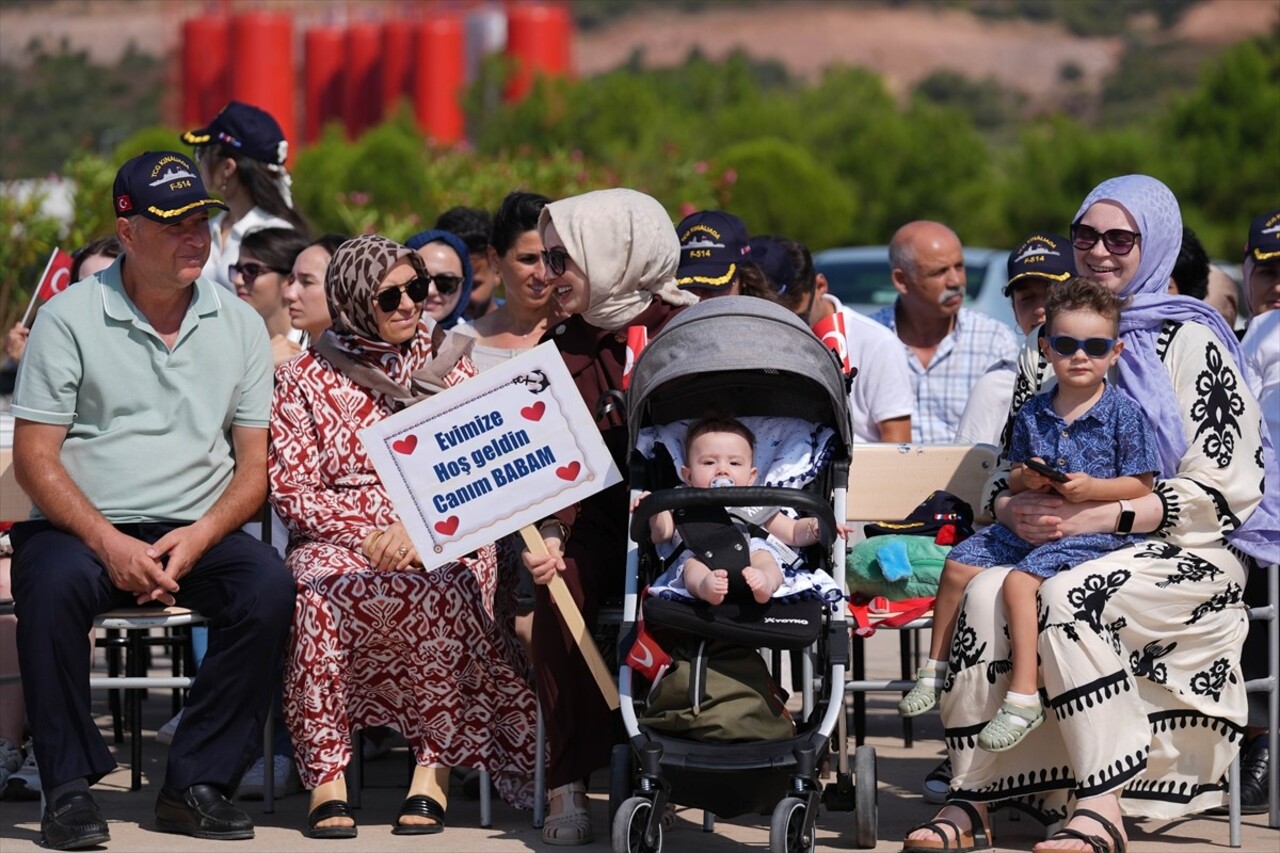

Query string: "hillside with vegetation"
[[1, 0, 1277, 332]]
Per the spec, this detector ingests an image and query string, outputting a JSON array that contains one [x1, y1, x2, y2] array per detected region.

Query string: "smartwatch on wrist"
[[1114, 499, 1136, 535]]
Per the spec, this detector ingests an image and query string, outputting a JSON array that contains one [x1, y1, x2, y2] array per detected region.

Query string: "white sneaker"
[[0, 737, 22, 791], [156, 708, 183, 745], [237, 754, 301, 800], [4, 743, 40, 801]]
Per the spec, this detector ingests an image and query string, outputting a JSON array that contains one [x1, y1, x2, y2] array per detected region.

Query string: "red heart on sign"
[[556, 461, 581, 481], [434, 516, 459, 536], [521, 401, 545, 421], [392, 435, 418, 455]]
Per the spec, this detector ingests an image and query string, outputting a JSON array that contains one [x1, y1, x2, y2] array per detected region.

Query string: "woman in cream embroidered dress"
[[904, 175, 1278, 853], [269, 235, 535, 838]]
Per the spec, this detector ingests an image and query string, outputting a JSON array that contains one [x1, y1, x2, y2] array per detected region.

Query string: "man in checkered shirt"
[[871, 221, 1019, 444]]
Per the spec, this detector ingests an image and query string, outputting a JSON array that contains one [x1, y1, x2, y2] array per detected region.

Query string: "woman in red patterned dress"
[[268, 235, 536, 839]]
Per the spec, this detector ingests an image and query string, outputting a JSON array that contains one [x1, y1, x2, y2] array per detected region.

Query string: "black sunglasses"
[[229, 262, 287, 284], [373, 277, 432, 312], [1070, 223, 1141, 256], [1047, 335, 1116, 359], [541, 247, 570, 277], [427, 272, 464, 296]]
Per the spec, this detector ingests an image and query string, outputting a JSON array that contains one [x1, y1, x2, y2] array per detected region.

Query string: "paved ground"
[[0, 630, 1275, 852]]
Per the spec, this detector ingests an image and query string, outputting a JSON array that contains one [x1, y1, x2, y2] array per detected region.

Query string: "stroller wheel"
[[853, 744, 878, 849], [769, 796, 815, 853], [609, 743, 633, 822], [612, 796, 662, 853]]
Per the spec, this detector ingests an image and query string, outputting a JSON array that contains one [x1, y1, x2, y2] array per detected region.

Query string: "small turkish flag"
[[35, 248, 74, 301], [621, 324, 648, 390], [624, 587, 670, 686], [812, 310, 850, 374]]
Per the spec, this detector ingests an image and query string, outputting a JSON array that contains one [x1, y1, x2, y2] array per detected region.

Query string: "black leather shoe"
[[155, 783, 254, 840], [1239, 734, 1271, 815], [41, 790, 110, 851]]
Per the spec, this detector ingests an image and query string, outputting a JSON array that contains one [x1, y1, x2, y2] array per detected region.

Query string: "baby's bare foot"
[[696, 570, 729, 605], [742, 568, 773, 604]]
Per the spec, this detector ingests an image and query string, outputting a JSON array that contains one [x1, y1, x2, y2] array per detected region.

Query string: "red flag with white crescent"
[[624, 586, 670, 686], [621, 324, 648, 390], [36, 248, 74, 301], [812, 310, 850, 374]]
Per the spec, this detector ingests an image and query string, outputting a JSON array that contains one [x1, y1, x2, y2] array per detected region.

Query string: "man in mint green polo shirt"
[[9, 151, 294, 849]]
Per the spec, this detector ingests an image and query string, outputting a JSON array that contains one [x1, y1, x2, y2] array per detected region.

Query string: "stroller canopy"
[[626, 296, 853, 453]]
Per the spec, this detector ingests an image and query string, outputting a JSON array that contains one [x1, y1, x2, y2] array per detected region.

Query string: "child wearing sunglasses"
[[899, 277, 1159, 753]]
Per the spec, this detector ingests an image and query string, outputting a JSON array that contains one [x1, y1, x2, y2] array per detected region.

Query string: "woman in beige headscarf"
[[522, 189, 696, 845]]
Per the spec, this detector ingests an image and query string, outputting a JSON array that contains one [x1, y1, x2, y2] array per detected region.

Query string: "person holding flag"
[[751, 235, 914, 444], [3, 238, 121, 394], [8, 151, 294, 848]]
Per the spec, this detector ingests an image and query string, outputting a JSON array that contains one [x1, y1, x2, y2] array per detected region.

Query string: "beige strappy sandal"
[[543, 782, 593, 846]]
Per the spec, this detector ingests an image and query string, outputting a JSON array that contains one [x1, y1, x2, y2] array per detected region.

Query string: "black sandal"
[[1038, 807, 1126, 853], [392, 794, 446, 835], [306, 799, 357, 839], [902, 799, 994, 852]]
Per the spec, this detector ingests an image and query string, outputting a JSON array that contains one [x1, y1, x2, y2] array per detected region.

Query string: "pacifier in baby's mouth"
[[710, 477, 734, 489]]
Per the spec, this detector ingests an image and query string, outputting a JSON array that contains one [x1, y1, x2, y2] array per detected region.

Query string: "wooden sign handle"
[[520, 524, 620, 710]]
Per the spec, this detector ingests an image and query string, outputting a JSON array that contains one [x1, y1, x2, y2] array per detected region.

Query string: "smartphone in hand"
[[1023, 457, 1069, 483]]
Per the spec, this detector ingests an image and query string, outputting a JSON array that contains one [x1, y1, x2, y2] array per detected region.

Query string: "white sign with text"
[[361, 342, 622, 570]]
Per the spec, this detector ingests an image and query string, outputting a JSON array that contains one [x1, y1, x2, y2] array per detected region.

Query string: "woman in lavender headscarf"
[[904, 175, 1277, 853]]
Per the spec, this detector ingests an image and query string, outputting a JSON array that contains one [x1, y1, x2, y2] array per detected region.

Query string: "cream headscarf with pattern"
[[538, 188, 698, 331]]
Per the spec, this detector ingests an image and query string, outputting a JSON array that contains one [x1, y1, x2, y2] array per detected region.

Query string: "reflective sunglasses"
[[1047, 335, 1117, 358], [541, 247, 570, 277], [228, 262, 287, 284], [1070, 223, 1141, 256], [373, 277, 432, 312]]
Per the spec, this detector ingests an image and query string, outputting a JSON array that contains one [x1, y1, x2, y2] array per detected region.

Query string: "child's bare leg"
[[899, 558, 981, 718], [742, 552, 782, 604], [928, 559, 983, 660], [683, 558, 728, 605], [1002, 569, 1043, 696], [976, 568, 1046, 752]]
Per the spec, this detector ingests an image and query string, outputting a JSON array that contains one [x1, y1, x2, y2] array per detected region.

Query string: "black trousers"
[[10, 521, 295, 793]]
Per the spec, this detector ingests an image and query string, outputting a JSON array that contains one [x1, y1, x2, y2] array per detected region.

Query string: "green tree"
[[0, 40, 162, 179], [1156, 38, 1280, 256], [716, 137, 855, 250]]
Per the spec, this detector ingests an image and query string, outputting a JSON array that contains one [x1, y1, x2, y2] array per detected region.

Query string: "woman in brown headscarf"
[[269, 235, 536, 839], [521, 189, 697, 845]]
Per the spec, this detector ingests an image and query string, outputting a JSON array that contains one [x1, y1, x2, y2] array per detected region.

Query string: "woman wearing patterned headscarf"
[[520, 188, 697, 845], [904, 175, 1277, 853], [268, 235, 535, 839]]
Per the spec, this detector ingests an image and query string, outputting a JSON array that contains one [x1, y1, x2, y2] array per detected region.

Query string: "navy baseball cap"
[[112, 151, 228, 223], [676, 210, 751, 291], [1004, 233, 1075, 296], [1245, 209, 1280, 264], [748, 236, 798, 295], [181, 100, 288, 166]]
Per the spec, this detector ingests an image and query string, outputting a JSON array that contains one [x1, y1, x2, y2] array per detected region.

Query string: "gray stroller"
[[612, 297, 878, 852]]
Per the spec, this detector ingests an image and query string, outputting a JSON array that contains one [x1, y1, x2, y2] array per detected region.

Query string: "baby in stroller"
[[636, 415, 849, 605]]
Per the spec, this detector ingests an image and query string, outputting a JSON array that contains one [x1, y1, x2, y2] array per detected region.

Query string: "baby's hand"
[[630, 490, 652, 513], [1053, 472, 1094, 502], [835, 522, 856, 540]]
